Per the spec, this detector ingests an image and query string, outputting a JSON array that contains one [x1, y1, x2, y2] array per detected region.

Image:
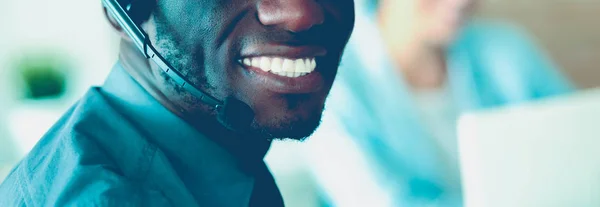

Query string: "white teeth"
[[240, 57, 317, 78], [243, 58, 251, 66], [251, 58, 260, 67], [282, 59, 295, 72], [259, 57, 271, 71], [271, 58, 283, 72], [295, 59, 306, 72]]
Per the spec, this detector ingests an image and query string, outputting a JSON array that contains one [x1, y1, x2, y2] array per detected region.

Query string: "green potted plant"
[[15, 52, 69, 100]]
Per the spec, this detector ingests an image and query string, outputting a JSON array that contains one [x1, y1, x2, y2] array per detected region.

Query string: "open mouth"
[[236, 45, 328, 93], [239, 57, 317, 78]]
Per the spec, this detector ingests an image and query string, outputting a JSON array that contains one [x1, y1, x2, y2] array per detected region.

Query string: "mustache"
[[237, 10, 353, 50], [235, 24, 351, 52]]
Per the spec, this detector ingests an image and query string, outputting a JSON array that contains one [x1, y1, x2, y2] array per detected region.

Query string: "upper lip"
[[239, 44, 327, 59]]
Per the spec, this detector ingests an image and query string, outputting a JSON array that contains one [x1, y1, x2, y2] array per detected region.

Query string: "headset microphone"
[[102, 0, 255, 132]]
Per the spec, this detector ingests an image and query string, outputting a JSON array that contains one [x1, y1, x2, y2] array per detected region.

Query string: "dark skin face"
[[106, 0, 355, 141]]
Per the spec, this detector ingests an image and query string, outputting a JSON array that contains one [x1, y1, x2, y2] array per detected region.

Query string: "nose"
[[257, 0, 325, 32]]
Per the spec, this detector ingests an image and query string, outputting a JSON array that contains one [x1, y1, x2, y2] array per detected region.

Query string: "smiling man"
[[0, 0, 355, 206]]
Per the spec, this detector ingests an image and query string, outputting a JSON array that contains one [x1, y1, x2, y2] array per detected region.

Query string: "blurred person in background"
[[305, 0, 574, 206], [0, 0, 355, 206]]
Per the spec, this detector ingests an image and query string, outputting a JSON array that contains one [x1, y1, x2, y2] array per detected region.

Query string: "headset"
[[102, 0, 255, 132]]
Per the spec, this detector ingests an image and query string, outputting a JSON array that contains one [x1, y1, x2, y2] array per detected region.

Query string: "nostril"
[[287, 12, 324, 33], [257, 0, 325, 33]]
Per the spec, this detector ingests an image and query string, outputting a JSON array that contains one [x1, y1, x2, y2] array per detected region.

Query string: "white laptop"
[[458, 88, 600, 207]]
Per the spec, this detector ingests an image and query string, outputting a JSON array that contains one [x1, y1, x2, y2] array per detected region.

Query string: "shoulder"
[[460, 20, 533, 45], [456, 20, 574, 101], [455, 20, 553, 74], [0, 163, 169, 206], [455, 19, 541, 59], [0, 88, 162, 206], [14, 88, 128, 175]]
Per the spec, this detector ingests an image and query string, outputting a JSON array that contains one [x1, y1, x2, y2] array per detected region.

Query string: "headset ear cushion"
[[217, 97, 255, 132]]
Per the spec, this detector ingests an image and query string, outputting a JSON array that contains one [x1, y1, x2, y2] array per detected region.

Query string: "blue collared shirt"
[[0, 63, 283, 206]]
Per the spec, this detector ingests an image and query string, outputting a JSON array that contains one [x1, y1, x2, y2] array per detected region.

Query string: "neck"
[[395, 41, 447, 89], [118, 40, 182, 116], [118, 40, 270, 162]]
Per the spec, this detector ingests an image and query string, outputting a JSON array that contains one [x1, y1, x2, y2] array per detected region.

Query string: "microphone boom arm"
[[102, 0, 222, 107]]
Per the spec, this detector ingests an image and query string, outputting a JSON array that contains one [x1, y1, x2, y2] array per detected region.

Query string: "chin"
[[427, 32, 457, 47], [272, 117, 323, 141], [251, 105, 325, 141], [425, 25, 461, 46]]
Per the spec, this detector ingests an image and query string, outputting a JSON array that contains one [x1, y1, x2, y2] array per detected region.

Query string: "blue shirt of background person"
[[305, 0, 574, 206]]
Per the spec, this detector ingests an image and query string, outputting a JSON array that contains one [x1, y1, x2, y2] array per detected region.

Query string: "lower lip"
[[239, 64, 324, 94]]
